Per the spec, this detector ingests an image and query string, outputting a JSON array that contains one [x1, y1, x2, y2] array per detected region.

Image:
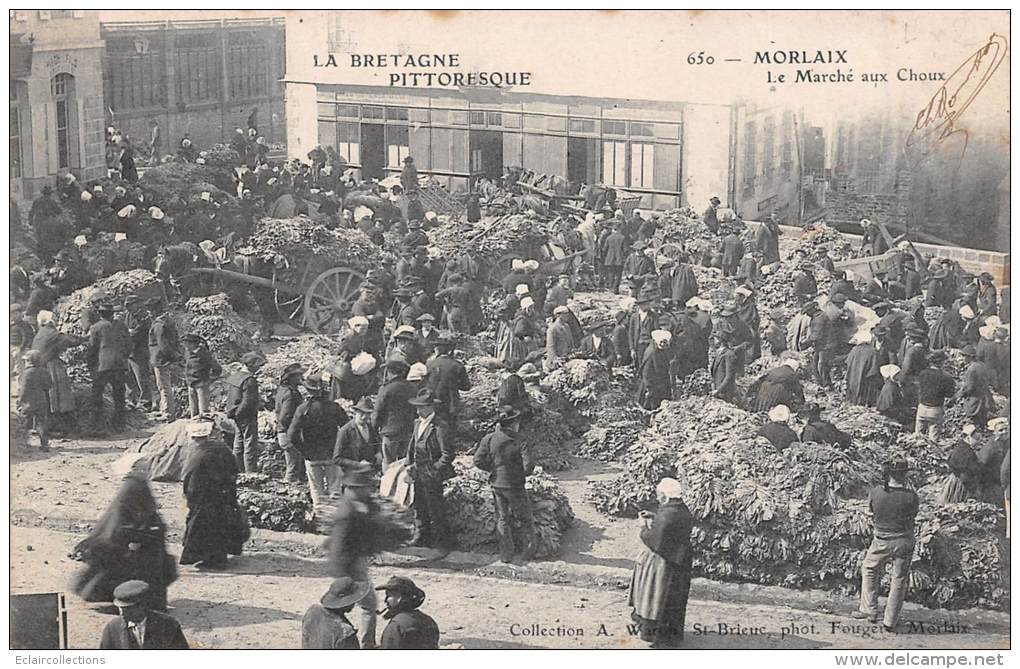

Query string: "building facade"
[[302, 85, 732, 210], [100, 16, 286, 158], [10, 10, 107, 200], [731, 103, 809, 225], [284, 13, 736, 211]]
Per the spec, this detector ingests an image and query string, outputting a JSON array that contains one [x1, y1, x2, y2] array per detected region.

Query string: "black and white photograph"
[[7, 8, 1011, 658]]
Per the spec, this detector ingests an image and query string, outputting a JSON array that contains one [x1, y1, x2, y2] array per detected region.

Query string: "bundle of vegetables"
[[651, 208, 736, 248], [591, 396, 1007, 610], [255, 336, 345, 399], [542, 359, 628, 419], [675, 367, 713, 397], [516, 405, 577, 471], [443, 459, 574, 558], [175, 293, 258, 365], [457, 364, 507, 445], [56, 269, 163, 336], [257, 410, 278, 440], [427, 213, 558, 262], [201, 144, 242, 168], [793, 222, 856, 261], [237, 472, 315, 533], [79, 233, 150, 279], [139, 162, 236, 204], [257, 437, 287, 478], [247, 217, 393, 277], [911, 500, 1008, 610], [576, 419, 645, 462]]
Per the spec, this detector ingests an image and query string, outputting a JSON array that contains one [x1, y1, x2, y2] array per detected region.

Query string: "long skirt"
[[628, 545, 693, 645], [180, 498, 245, 565], [46, 359, 76, 414]]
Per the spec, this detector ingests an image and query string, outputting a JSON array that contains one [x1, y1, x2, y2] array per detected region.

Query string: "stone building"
[[10, 10, 107, 199]]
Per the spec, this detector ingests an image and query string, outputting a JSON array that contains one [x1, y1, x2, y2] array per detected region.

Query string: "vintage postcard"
[[8, 8, 1010, 658]]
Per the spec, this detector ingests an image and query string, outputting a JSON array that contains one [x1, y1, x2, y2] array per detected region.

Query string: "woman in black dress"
[[629, 477, 696, 648], [71, 455, 177, 611], [179, 418, 248, 568]]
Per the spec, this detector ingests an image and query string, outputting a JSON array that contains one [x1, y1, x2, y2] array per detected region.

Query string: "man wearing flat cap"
[[302, 577, 370, 649], [227, 351, 266, 473], [405, 389, 455, 551], [100, 580, 189, 649], [376, 576, 440, 649], [474, 406, 535, 563], [853, 459, 919, 633]]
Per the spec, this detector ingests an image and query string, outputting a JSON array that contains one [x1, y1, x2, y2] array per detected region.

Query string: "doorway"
[[567, 136, 598, 190], [51, 73, 79, 171], [469, 129, 503, 181], [360, 123, 385, 180]]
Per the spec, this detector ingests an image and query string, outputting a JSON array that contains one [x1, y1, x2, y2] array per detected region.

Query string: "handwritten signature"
[[904, 33, 1007, 163]]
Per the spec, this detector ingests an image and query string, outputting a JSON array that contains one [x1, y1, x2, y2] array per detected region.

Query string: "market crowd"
[[10, 128, 1010, 650]]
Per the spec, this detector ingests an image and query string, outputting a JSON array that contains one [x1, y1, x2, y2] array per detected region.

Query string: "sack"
[[380, 460, 415, 506]]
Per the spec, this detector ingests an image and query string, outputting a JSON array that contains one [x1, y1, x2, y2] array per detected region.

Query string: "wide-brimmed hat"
[[113, 580, 150, 608], [375, 576, 426, 607], [303, 371, 327, 391], [416, 312, 436, 323], [829, 293, 848, 305], [497, 405, 522, 424], [408, 388, 438, 406], [350, 397, 374, 414], [321, 577, 371, 610], [241, 351, 266, 369], [279, 362, 306, 382]]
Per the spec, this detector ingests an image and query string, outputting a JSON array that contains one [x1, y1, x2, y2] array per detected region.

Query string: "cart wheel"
[[303, 267, 366, 335]]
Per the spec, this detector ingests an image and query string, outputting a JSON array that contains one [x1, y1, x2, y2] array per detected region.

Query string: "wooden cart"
[[190, 256, 365, 336]]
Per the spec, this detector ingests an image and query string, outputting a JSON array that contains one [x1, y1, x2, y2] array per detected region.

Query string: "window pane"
[[630, 122, 653, 137], [603, 120, 626, 135], [386, 107, 409, 121], [469, 111, 485, 125], [569, 119, 596, 134], [337, 104, 359, 118], [486, 112, 502, 126]]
